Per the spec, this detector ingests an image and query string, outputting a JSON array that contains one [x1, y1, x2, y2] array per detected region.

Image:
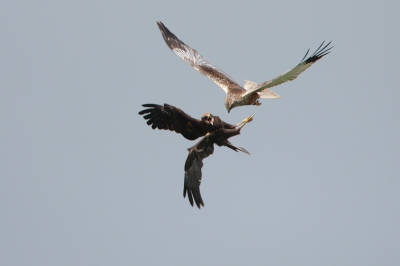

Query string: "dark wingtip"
[[300, 40, 334, 64], [157, 21, 168, 35], [156, 21, 164, 31], [139, 104, 159, 115], [195, 198, 204, 209], [142, 103, 158, 108], [184, 185, 204, 209], [299, 48, 310, 64], [196, 202, 204, 209]]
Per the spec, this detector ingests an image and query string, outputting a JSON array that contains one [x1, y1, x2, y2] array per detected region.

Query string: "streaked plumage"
[[139, 103, 253, 208], [157, 21, 333, 112]]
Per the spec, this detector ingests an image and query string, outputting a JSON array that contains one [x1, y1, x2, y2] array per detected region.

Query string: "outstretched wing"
[[138, 103, 209, 140], [184, 135, 215, 209], [183, 133, 250, 209], [157, 21, 241, 93], [242, 41, 333, 99]]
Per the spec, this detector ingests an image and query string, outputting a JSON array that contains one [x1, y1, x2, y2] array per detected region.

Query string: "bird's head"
[[201, 113, 214, 125], [225, 98, 234, 113]]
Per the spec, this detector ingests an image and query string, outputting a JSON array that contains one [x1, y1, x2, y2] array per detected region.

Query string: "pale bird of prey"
[[156, 21, 333, 113], [139, 103, 253, 208]]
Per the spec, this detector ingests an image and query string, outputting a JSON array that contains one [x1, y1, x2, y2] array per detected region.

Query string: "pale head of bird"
[[225, 96, 241, 113], [225, 97, 235, 113], [201, 113, 214, 125]]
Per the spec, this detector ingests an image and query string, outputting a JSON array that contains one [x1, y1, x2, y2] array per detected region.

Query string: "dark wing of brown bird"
[[184, 133, 250, 209], [138, 103, 210, 140], [157, 21, 242, 94], [183, 134, 215, 209]]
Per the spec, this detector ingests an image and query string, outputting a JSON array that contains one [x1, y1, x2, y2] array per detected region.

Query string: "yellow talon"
[[236, 115, 254, 129], [245, 115, 253, 123]]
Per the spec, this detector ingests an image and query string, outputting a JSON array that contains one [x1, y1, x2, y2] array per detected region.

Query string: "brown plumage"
[[157, 21, 333, 112], [138, 103, 236, 140], [139, 103, 253, 208]]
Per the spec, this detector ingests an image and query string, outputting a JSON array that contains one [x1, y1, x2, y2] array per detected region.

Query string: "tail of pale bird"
[[257, 89, 281, 99]]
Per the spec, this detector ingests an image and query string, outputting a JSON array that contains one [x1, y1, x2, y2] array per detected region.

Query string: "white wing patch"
[[243, 80, 258, 90]]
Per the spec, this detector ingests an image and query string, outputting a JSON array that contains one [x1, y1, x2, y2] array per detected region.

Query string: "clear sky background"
[[1, 1, 399, 265]]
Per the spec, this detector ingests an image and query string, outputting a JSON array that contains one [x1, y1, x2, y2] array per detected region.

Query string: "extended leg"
[[235, 115, 254, 129]]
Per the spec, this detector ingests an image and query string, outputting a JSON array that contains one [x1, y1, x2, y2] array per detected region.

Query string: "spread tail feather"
[[258, 89, 281, 99]]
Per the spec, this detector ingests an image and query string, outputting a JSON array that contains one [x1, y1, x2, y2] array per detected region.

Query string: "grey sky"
[[1, 1, 399, 265]]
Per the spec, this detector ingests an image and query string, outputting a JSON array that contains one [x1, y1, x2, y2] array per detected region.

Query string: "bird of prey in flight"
[[156, 21, 333, 113], [139, 103, 253, 208]]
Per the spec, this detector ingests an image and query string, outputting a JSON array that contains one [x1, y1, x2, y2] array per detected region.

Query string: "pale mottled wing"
[[242, 41, 333, 99], [183, 134, 215, 209], [157, 21, 241, 93]]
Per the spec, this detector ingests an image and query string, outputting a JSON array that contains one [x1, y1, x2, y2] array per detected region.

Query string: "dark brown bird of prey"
[[138, 103, 253, 208], [157, 21, 333, 113]]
